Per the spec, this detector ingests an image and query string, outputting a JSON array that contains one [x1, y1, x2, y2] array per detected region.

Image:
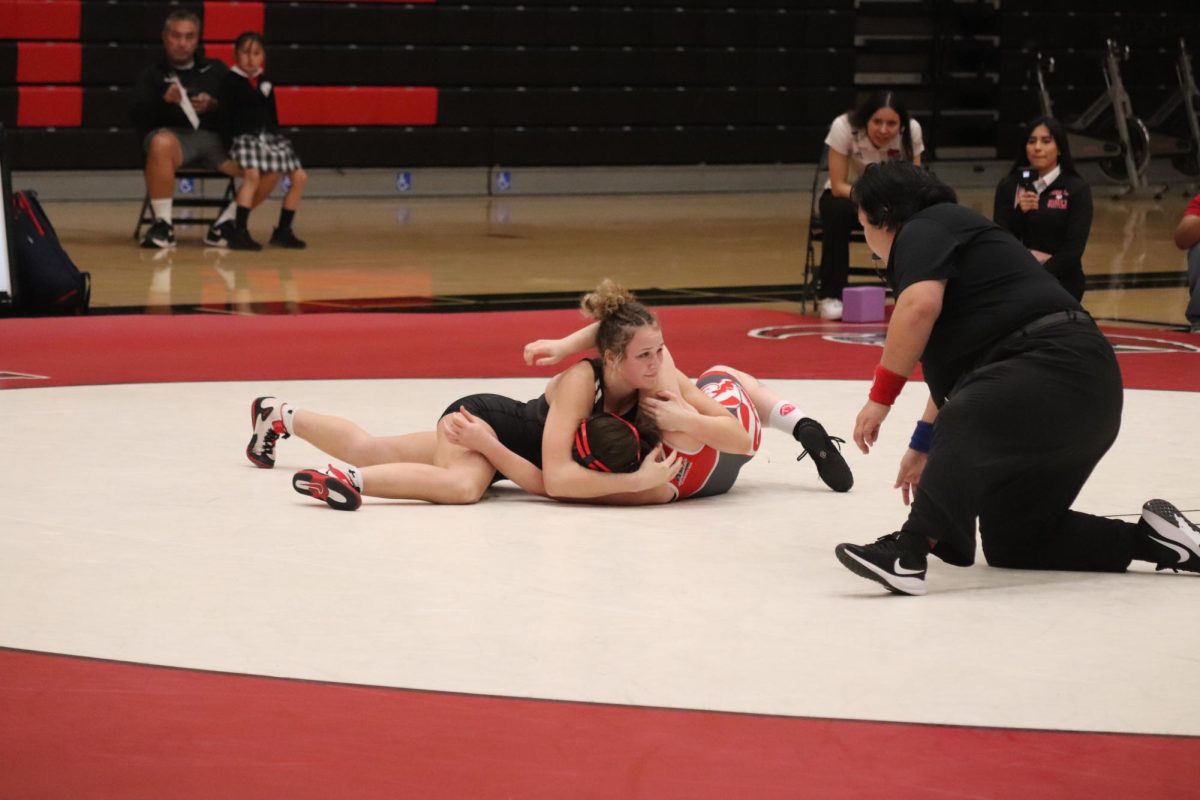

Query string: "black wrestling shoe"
[[794, 418, 853, 492], [140, 218, 175, 249], [269, 226, 307, 249], [226, 225, 263, 251], [835, 533, 928, 596], [1141, 499, 1200, 573]]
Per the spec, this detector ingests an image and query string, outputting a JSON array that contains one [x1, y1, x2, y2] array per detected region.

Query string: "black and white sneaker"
[[1141, 499, 1200, 573], [835, 533, 928, 595], [794, 418, 853, 492], [246, 396, 289, 468], [204, 220, 235, 248], [140, 218, 175, 249]]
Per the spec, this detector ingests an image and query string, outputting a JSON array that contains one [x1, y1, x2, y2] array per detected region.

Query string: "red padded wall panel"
[[18, 86, 82, 126], [5, 0, 80, 39], [16, 42, 81, 83], [276, 87, 438, 126], [203, 2, 265, 42], [206, 43, 234, 67]]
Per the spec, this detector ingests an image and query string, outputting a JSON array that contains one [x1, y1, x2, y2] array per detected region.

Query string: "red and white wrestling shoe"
[[246, 396, 289, 469], [292, 464, 363, 511]]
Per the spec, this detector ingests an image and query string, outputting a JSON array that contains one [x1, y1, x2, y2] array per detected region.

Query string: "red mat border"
[[2, 308, 1197, 391]]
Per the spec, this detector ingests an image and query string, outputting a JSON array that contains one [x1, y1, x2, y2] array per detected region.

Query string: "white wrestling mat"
[[2, 378, 1198, 735]]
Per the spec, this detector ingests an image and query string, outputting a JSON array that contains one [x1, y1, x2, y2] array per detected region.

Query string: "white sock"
[[344, 465, 364, 492], [215, 201, 237, 226], [768, 400, 807, 435], [281, 404, 297, 436], [150, 198, 172, 222]]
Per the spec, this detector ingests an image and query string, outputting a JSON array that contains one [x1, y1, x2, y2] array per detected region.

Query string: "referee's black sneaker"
[[794, 418, 853, 492], [835, 532, 928, 596], [1141, 499, 1200, 573]]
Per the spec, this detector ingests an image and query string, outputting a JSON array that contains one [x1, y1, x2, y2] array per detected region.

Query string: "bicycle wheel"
[[1099, 116, 1151, 180]]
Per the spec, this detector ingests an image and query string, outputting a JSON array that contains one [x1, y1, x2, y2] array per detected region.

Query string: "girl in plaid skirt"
[[214, 31, 307, 250]]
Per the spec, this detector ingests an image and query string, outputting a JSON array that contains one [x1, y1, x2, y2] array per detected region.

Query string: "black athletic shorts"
[[441, 393, 546, 484]]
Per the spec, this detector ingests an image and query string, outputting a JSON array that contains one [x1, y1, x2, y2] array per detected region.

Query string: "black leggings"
[[816, 190, 861, 301]]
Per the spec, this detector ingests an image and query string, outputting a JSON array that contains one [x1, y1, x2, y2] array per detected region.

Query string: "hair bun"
[[580, 278, 635, 321]]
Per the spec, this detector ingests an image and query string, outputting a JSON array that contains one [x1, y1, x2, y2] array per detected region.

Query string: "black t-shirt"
[[888, 203, 1081, 403], [129, 57, 228, 135]]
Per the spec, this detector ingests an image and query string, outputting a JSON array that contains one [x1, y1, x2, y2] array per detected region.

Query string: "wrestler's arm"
[[641, 371, 752, 454], [541, 364, 678, 499], [524, 323, 600, 366], [442, 408, 546, 496]]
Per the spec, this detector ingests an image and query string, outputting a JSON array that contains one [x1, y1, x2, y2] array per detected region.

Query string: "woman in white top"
[[817, 91, 924, 320]]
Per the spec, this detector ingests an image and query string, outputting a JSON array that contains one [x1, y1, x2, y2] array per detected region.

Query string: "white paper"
[[171, 75, 201, 130]]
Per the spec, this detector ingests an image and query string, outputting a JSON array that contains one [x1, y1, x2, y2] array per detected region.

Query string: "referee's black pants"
[[901, 321, 1137, 571]]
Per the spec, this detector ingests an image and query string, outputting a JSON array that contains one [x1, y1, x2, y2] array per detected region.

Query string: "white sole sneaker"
[[1142, 499, 1200, 571]]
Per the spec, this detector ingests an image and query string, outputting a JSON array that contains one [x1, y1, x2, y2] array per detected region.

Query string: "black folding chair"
[[133, 169, 236, 241]]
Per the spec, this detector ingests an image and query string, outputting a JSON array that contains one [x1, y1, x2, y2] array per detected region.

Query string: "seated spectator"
[[205, 32, 309, 252], [992, 117, 1093, 301], [817, 91, 924, 321], [1173, 192, 1200, 333], [130, 9, 238, 250]]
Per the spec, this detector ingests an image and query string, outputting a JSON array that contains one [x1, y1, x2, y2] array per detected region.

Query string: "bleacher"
[[0, 0, 856, 170], [2, 0, 1197, 172]]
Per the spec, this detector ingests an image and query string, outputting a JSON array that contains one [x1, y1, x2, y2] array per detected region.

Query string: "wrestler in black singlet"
[[441, 358, 638, 482]]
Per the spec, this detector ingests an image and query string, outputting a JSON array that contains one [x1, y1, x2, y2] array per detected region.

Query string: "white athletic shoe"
[[819, 298, 843, 321], [246, 396, 289, 469], [1141, 499, 1200, 573]]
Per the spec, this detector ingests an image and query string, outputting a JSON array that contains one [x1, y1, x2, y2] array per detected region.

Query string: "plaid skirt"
[[230, 132, 302, 173]]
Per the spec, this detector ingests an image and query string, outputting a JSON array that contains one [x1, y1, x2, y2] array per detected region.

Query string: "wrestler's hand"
[[636, 445, 682, 489], [853, 400, 890, 454], [442, 407, 497, 451], [894, 449, 927, 506], [523, 338, 567, 366], [639, 390, 693, 432]]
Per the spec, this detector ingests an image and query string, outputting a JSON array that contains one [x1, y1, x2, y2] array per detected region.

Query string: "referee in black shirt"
[[833, 161, 1199, 596]]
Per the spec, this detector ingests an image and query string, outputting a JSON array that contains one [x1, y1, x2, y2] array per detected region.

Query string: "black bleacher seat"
[[5, 2, 861, 170]]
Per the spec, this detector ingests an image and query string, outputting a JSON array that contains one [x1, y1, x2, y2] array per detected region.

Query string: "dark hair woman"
[[992, 116, 1093, 300], [833, 160, 1198, 595], [816, 91, 924, 320]]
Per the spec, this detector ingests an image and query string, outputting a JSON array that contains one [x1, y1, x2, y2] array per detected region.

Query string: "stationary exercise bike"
[[1141, 38, 1200, 178], [1034, 40, 1156, 194]]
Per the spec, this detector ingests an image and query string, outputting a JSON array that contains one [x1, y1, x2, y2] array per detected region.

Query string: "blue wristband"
[[909, 420, 934, 453]]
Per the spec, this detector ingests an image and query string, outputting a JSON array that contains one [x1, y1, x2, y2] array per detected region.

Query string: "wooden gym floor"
[[41, 185, 1198, 328]]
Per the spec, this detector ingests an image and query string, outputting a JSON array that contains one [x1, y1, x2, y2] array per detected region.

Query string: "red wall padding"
[[202, 1, 265, 43], [16, 42, 81, 83], [0, 0, 81, 40], [17, 85, 82, 126], [206, 42, 234, 66], [275, 86, 438, 126]]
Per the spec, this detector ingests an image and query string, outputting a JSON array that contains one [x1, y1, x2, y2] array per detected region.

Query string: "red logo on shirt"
[[1046, 190, 1069, 210]]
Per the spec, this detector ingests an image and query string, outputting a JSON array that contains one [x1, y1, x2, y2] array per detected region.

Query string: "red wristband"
[[869, 364, 908, 406]]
